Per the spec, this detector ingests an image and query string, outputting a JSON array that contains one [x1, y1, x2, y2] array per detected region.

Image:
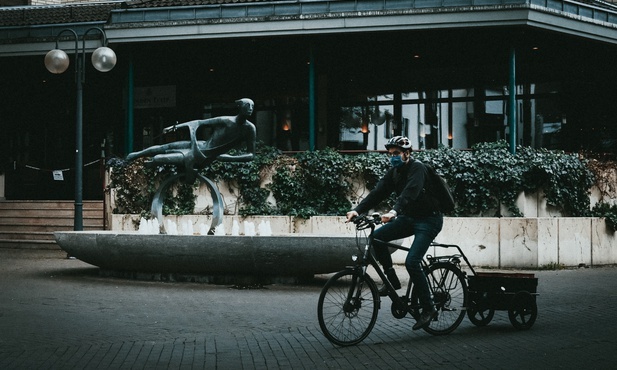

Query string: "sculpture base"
[[54, 231, 357, 279]]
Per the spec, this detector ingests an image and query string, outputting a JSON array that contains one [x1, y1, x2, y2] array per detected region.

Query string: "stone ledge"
[[110, 215, 616, 268]]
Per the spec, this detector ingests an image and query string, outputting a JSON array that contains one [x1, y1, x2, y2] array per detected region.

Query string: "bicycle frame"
[[351, 216, 474, 316], [318, 214, 471, 345], [350, 219, 422, 318]]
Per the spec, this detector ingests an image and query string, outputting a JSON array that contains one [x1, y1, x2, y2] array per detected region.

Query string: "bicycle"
[[317, 213, 471, 346]]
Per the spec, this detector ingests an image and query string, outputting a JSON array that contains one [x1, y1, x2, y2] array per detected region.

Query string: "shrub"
[[108, 141, 613, 223]]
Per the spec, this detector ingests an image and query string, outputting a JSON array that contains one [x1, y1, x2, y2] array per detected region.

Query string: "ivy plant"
[[590, 202, 617, 231], [268, 148, 355, 218], [107, 157, 195, 218], [200, 143, 279, 216], [414, 141, 597, 217], [107, 141, 615, 230], [516, 145, 595, 217]]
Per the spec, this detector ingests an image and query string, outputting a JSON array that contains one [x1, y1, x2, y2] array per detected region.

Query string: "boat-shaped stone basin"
[[54, 231, 358, 277]]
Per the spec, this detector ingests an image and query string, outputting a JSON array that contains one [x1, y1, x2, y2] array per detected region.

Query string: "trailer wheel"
[[468, 305, 495, 326], [508, 291, 537, 330]]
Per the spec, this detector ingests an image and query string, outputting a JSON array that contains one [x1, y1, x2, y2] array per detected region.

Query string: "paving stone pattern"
[[0, 249, 616, 369]]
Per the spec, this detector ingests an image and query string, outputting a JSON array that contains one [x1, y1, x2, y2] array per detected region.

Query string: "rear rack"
[[429, 242, 477, 275]]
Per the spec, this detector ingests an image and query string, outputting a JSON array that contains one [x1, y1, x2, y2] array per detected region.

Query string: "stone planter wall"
[[112, 214, 616, 269], [433, 217, 616, 268]]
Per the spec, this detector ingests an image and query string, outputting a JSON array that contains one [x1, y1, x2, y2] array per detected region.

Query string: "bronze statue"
[[126, 98, 257, 234], [127, 98, 256, 172]]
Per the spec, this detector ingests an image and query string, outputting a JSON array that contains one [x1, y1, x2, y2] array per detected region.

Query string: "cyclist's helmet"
[[385, 136, 412, 150]]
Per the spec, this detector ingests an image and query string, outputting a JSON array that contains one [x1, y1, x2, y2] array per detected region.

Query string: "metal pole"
[[126, 54, 134, 154], [508, 47, 517, 155], [74, 50, 84, 231], [308, 46, 316, 151], [46, 27, 114, 232]]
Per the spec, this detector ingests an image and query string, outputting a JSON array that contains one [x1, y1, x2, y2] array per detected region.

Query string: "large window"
[[338, 84, 564, 151]]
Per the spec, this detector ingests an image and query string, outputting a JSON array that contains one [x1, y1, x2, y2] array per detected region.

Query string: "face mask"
[[390, 155, 404, 168]]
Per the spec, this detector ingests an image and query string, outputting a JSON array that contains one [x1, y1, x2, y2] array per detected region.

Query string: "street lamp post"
[[44, 27, 116, 231]]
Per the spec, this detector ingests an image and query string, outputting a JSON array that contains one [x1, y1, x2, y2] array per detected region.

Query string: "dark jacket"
[[354, 159, 439, 217]]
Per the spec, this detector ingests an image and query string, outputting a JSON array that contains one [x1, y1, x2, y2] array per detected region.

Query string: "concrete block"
[[537, 218, 559, 267], [558, 217, 592, 266], [293, 217, 312, 234], [591, 218, 617, 266], [234, 215, 293, 235], [438, 217, 500, 268], [500, 218, 538, 268], [112, 214, 139, 231], [310, 216, 354, 235], [537, 190, 562, 217], [106, 215, 616, 268], [518, 191, 538, 217], [195, 180, 240, 215]]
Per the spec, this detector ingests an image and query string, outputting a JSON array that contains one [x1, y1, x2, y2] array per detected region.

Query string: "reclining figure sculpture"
[[126, 98, 257, 234]]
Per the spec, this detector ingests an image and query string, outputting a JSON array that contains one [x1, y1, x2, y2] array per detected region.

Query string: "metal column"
[[508, 47, 517, 155], [308, 47, 316, 151], [125, 55, 134, 154]]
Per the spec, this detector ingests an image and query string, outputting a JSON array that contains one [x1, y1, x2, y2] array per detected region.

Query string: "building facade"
[[1, 0, 617, 200]]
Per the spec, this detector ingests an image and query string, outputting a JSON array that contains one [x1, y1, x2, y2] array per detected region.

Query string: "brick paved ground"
[[0, 248, 616, 369]]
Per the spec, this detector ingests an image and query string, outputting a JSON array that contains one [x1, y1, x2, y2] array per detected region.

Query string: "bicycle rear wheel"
[[317, 269, 380, 346], [418, 263, 468, 335]]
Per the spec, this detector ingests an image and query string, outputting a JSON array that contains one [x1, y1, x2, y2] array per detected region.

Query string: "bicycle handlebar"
[[350, 213, 382, 230]]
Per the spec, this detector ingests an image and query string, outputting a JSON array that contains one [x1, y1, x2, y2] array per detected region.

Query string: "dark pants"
[[373, 214, 443, 310]]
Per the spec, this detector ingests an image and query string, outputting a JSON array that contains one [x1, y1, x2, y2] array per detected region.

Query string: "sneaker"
[[413, 307, 438, 331]]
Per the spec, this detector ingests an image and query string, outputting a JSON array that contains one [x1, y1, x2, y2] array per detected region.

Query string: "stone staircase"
[[0, 200, 105, 249]]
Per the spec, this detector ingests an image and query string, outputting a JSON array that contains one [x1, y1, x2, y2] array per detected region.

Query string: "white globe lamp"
[[91, 46, 117, 72], [44, 49, 70, 74]]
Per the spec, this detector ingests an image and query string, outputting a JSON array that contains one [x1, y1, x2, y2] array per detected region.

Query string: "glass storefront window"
[[336, 84, 566, 151], [451, 102, 469, 149], [339, 105, 365, 150]]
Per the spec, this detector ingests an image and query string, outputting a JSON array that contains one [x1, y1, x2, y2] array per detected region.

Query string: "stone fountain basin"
[[54, 231, 358, 277]]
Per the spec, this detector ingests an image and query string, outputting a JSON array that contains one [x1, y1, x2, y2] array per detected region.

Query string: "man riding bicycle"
[[346, 136, 443, 330]]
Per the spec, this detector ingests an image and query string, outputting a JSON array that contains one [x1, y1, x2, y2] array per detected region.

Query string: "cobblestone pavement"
[[1, 249, 616, 369]]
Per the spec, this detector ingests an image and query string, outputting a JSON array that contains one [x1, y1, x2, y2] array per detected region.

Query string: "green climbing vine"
[[414, 141, 596, 217], [107, 157, 195, 218], [107, 141, 615, 231]]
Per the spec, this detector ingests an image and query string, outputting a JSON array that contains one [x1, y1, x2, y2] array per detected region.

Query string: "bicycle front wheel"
[[422, 263, 468, 335], [317, 269, 380, 346]]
